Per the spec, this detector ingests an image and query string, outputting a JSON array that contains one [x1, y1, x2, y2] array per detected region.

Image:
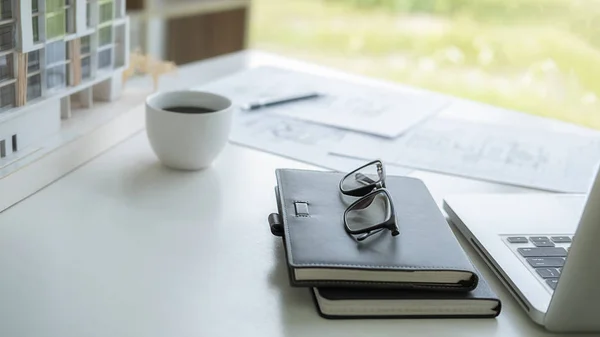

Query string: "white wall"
[[76, 0, 88, 35], [145, 18, 166, 60], [114, 19, 130, 68], [93, 73, 123, 101], [115, 0, 126, 18], [0, 99, 61, 155], [16, 0, 34, 52], [128, 13, 144, 51]]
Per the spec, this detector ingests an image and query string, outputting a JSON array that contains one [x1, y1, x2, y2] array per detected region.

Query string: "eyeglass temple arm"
[[357, 228, 386, 241]]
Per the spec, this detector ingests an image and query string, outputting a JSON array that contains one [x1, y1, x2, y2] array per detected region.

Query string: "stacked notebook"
[[268, 169, 501, 319]]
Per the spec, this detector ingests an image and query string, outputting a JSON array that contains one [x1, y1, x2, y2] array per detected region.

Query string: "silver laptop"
[[443, 167, 600, 332]]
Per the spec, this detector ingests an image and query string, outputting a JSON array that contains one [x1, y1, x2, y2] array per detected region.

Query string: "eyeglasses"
[[339, 160, 399, 241]]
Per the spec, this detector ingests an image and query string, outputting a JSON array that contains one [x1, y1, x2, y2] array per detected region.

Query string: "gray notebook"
[[270, 169, 478, 290]]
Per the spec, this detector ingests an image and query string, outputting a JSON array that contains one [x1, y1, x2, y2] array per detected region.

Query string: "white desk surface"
[[0, 50, 597, 337]]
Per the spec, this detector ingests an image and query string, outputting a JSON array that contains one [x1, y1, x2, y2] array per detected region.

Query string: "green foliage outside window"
[[251, 0, 600, 129]]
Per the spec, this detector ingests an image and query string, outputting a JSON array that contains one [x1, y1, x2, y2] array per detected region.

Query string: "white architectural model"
[[0, 0, 128, 160]]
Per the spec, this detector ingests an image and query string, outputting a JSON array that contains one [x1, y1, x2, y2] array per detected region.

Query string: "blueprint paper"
[[199, 66, 449, 138], [332, 118, 600, 193], [229, 110, 412, 176]]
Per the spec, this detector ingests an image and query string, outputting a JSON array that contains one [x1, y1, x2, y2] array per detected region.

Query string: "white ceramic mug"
[[145, 90, 233, 170]]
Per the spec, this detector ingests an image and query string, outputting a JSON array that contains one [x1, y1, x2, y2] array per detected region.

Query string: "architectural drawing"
[[0, 0, 129, 161], [332, 118, 600, 193], [199, 66, 450, 137], [223, 109, 412, 176]]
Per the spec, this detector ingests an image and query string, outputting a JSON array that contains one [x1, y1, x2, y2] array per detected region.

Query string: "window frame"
[[26, 73, 42, 101], [80, 35, 92, 55], [81, 55, 92, 79], [99, 0, 114, 24], [0, 82, 15, 109], [27, 50, 41, 72], [97, 48, 112, 69], [46, 0, 66, 41], [0, 0, 12, 20], [45, 40, 68, 67], [45, 64, 67, 90], [98, 25, 113, 47], [0, 23, 14, 51], [0, 52, 13, 82]]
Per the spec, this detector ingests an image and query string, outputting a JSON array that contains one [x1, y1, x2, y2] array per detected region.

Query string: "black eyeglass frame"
[[339, 159, 387, 196], [339, 160, 399, 241]]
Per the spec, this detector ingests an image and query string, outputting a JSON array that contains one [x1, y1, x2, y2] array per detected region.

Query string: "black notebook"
[[311, 274, 501, 319], [270, 169, 478, 290]]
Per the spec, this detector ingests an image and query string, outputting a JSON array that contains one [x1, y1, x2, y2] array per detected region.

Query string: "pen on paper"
[[241, 92, 322, 111]]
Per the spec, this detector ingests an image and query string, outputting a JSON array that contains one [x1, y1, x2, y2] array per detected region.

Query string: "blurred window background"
[[249, 0, 600, 129], [125, 0, 600, 129]]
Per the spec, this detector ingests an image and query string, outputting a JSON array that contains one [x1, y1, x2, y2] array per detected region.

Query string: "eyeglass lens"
[[340, 161, 382, 193], [345, 192, 392, 231]]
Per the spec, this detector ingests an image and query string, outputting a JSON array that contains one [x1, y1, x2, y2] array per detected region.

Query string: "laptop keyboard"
[[504, 235, 572, 292]]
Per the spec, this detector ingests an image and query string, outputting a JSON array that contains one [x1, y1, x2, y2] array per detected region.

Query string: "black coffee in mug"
[[163, 106, 216, 114]]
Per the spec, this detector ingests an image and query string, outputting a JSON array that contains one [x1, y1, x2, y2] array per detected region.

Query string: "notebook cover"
[[311, 273, 501, 319], [274, 168, 478, 290]]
